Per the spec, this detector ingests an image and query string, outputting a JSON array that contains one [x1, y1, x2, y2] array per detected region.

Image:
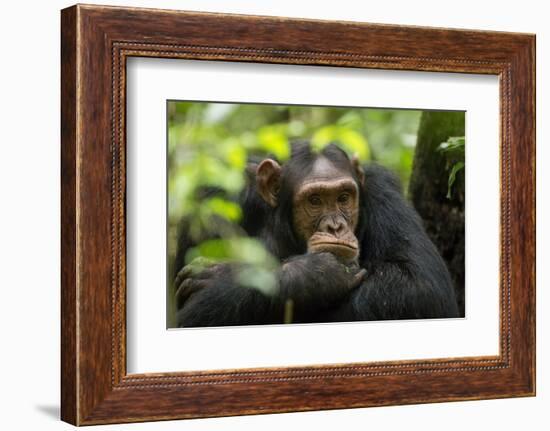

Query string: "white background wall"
[[0, 0, 546, 429]]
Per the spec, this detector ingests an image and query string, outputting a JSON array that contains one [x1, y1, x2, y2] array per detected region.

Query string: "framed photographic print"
[[61, 4, 535, 425]]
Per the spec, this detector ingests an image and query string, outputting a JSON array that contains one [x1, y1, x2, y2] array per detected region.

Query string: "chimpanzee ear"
[[351, 154, 365, 186], [256, 159, 282, 207]]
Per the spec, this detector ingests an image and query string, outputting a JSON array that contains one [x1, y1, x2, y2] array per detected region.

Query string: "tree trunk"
[[408, 111, 465, 316]]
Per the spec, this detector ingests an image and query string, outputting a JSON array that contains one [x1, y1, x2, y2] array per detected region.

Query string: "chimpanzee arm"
[[321, 163, 459, 322], [175, 272, 273, 327], [176, 252, 364, 327], [274, 253, 365, 323], [325, 256, 459, 322]]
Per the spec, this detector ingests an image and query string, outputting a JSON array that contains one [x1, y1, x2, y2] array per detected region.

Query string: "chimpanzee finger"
[[174, 258, 218, 287], [192, 263, 234, 281], [175, 279, 206, 308], [191, 264, 221, 280], [174, 265, 194, 290], [350, 268, 367, 289]]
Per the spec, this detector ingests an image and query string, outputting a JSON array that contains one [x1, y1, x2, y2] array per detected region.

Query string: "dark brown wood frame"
[[61, 4, 536, 426]]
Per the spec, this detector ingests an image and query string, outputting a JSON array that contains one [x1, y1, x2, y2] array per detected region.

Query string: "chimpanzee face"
[[256, 154, 363, 262], [292, 157, 360, 261]]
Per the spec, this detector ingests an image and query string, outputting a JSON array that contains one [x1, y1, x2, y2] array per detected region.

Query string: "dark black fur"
[[174, 142, 459, 327]]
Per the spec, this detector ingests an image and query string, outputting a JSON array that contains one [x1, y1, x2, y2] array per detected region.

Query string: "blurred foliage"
[[185, 237, 280, 296], [438, 136, 465, 199], [167, 101, 422, 326], [168, 101, 421, 242]]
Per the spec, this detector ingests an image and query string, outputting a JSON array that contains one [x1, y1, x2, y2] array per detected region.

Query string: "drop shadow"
[[35, 404, 59, 420]]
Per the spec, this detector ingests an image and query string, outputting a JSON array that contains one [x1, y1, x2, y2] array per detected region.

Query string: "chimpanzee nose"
[[319, 216, 345, 237]]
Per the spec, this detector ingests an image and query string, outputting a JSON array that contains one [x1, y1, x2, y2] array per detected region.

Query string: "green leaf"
[[186, 238, 280, 296], [311, 125, 370, 161], [224, 138, 247, 170], [257, 126, 290, 161], [185, 238, 278, 269], [235, 267, 278, 295], [446, 161, 465, 199], [194, 155, 245, 194], [287, 120, 306, 137], [336, 111, 362, 129], [438, 136, 465, 159], [203, 197, 242, 222]]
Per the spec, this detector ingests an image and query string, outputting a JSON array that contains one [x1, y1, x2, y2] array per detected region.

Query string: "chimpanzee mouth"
[[309, 240, 358, 250]]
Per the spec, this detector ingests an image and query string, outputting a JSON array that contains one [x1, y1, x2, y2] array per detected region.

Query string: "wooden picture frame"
[[61, 4, 535, 425]]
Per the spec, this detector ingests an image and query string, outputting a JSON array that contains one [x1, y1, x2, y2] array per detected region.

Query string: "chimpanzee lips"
[[309, 239, 358, 250], [308, 237, 359, 262], [309, 233, 358, 250]]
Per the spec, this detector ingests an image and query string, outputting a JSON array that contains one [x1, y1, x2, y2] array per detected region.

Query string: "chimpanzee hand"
[[174, 260, 233, 308], [278, 252, 366, 314]]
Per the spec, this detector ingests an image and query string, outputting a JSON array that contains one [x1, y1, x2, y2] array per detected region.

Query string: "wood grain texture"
[[60, 6, 78, 425], [60, 4, 536, 425]]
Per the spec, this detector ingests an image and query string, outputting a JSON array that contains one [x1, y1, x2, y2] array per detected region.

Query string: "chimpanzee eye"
[[338, 193, 350, 205], [308, 194, 322, 206]]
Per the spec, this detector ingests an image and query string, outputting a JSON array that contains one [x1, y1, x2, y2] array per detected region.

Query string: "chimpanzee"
[[173, 141, 459, 327]]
